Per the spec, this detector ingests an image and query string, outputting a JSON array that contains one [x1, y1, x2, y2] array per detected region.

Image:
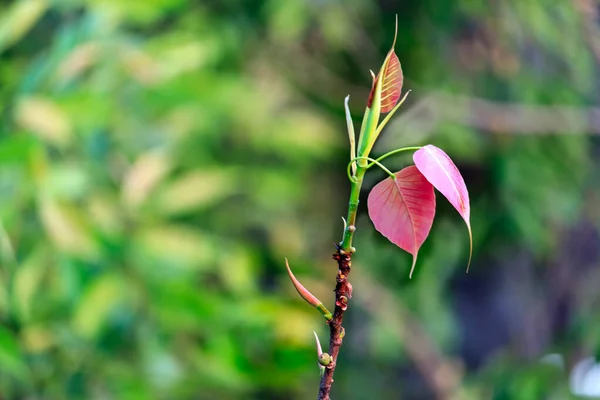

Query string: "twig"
[[317, 166, 364, 399], [318, 246, 353, 399]]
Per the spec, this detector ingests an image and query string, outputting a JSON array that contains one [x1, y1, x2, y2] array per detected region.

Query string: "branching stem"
[[317, 165, 365, 400], [347, 156, 395, 183], [320, 145, 421, 399], [371, 146, 422, 166]]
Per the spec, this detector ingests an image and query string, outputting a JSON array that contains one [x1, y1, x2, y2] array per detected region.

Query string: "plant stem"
[[319, 145, 422, 397], [340, 166, 365, 251], [371, 146, 422, 166], [347, 156, 395, 183], [318, 166, 365, 400]]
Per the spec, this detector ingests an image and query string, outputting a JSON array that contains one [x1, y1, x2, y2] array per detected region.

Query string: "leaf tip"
[[313, 331, 325, 377], [344, 96, 357, 175], [313, 331, 323, 356], [466, 223, 473, 273], [393, 14, 398, 48]]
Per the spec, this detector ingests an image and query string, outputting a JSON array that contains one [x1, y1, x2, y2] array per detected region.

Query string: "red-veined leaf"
[[367, 166, 436, 278], [367, 50, 403, 113], [367, 17, 403, 113], [356, 17, 403, 164], [413, 145, 472, 270]]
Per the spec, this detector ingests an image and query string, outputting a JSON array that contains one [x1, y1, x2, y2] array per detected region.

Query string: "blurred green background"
[[1, 0, 600, 399]]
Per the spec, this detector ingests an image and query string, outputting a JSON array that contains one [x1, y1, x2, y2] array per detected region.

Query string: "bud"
[[285, 259, 333, 320], [314, 331, 326, 377], [318, 352, 332, 366], [356, 16, 404, 166]]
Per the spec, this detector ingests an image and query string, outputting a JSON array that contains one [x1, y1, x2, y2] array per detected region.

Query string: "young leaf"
[[413, 145, 472, 270], [285, 259, 333, 320], [344, 95, 356, 176], [367, 166, 436, 278], [366, 19, 403, 113], [313, 331, 325, 377], [367, 50, 403, 113], [356, 17, 403, 165]]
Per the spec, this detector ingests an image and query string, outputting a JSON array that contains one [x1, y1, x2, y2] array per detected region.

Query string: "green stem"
[[322, 146, 419, 398], [370, 146, 422, 167], [341, 147, 420, 250], [340, 166, 365, 251], [316, 303, 333, 321], [347, 156, 395, 183]]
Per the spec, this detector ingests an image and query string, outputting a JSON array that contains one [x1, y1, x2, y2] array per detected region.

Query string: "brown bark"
[[317, 246, 353, 400]]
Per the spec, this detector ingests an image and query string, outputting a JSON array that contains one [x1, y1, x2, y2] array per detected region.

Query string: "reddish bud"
[[285, 259, 333, 320]]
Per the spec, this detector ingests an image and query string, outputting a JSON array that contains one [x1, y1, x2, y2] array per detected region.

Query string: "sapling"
[[285, 18, 472, 400]]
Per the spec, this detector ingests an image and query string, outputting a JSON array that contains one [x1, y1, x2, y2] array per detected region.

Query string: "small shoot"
[[344, 96, 357, 176], [313, 331, 325, 377], [356, 15, 404, 166], [285, 259, 333, 320], [283, 17, 475, 399]]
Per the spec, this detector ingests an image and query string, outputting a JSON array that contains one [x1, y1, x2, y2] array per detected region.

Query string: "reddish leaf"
[[413, 145, 472, 269], [367, 50, 403, 113], [285, 258, 320, 308], [285, 259, 333, 320], [367, 166, 436, 277]]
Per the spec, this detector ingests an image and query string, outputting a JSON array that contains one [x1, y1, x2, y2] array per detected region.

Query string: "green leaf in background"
[[72, 274, 123, 339], [0, 0, 47, 55], [0, 326, 29, 382]]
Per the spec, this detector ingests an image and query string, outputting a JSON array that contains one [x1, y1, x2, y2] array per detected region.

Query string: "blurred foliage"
[[1, 0, 600, 399]]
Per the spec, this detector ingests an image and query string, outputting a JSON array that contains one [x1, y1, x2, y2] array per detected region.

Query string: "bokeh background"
[[1, 0, 600, 399]]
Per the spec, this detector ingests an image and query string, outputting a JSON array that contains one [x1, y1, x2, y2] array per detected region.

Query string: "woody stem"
[[317, 166, 365, 400]]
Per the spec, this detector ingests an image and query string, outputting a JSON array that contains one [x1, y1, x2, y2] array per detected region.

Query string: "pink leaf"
[[413, 145, 472, 270], [366, 15, 403, 113], [367, 50, 403, 113], [285, 259, 320, 308], [367, 166, 436, 278]]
